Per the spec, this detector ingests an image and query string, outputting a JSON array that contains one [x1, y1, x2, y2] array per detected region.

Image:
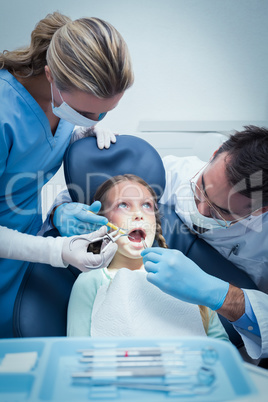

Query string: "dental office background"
[[1, 0, 268, 219]]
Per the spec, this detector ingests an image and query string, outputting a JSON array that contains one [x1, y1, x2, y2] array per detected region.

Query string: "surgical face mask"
[[188, 178, 232, 231], [189, 200, 230, 230], [51, 84, 106, 127]]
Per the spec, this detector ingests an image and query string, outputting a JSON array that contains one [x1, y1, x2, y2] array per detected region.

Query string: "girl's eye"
[[143, 202, 153, 209], [117, 202, 128, 209]]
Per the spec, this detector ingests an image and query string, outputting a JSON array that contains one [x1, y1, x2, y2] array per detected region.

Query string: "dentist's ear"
[[209, 147, 221, 161]]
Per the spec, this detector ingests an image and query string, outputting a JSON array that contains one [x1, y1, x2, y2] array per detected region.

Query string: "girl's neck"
[[108, 253, 144, 271]]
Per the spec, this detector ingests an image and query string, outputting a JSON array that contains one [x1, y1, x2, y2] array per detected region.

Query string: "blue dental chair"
[[13, 136, 259, 351]]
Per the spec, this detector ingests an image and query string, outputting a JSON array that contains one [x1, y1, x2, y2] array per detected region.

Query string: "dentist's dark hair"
[[212, 125, 268, 207]]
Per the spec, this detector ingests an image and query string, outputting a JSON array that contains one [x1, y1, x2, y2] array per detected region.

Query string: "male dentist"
[[142, 125, 268, 361]]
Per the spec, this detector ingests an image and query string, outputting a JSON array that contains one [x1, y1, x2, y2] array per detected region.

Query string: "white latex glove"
[[92, 125, 118, 149], [62, 226, 118, 271], [72, 126, 118, 149]]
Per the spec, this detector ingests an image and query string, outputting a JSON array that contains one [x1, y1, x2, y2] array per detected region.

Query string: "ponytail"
[[0, 12, 70, 77], [0, 12, 133, 98]]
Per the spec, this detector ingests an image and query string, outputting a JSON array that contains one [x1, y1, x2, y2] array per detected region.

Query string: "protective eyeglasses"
[[189, 164, 254, 228]]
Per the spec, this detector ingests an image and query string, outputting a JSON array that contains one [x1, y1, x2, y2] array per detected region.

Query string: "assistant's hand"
[[62, 226, 118, 271], [52, 201, 108, 237], [141, 247, 229, 311], [72, 125, 118, 149], [90, 125, 118, 149]]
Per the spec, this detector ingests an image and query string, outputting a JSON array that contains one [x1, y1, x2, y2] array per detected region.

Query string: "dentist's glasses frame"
[[189, 163, 255, 228]]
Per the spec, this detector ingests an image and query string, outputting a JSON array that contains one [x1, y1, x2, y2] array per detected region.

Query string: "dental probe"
[[82, 208, 126, 235], [141, 238, 148, 249]]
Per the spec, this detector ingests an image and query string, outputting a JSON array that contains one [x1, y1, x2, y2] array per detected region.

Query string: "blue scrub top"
[[0, 69, 74, 337]]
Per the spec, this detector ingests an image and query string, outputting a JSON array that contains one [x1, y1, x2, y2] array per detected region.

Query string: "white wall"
[[1, 0, 268, 217], [1, 0, 268, 133]]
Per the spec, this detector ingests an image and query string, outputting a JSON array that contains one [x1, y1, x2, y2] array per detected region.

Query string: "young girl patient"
[[67, 174, 229, 340]]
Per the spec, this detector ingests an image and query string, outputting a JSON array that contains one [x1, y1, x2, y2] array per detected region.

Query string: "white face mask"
[[189, 199, 229, 230], [51, 85, 106, 127], [188, 178, 232, 231]]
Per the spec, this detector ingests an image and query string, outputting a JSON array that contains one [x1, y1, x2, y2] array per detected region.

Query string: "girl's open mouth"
[[128, 229, 146, 243]]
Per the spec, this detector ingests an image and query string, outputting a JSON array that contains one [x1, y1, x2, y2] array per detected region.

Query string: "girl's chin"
[[128, 241, 145, 250], [120, 242, 145, 257], [118, 238, 153, 256]]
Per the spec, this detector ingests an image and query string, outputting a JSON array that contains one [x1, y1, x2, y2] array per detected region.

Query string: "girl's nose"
[[133, 209, 144, 220]]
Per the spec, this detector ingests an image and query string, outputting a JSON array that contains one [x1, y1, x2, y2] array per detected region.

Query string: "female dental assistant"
[[0, 11, 133, 338]]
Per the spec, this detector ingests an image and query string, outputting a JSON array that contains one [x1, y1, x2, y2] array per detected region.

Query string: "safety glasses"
[[189, 164, 255, 228]]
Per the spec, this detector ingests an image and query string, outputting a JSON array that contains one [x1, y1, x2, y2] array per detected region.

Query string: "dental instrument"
[[80, 360, 185, 368], [68, 230, 129, 269], [71, 380, 216, 395], [77, 346, 215, 359], [82, 208, 127, 234], [72, 367, 198, 378], [72, 346, 217, 396], [78, 347, 177, 356], [72, 366, 216, 394], [82, 209, 147, 248], [141, 238, 148, 249]]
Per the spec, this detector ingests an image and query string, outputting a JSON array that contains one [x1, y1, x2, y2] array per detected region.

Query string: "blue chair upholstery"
[[13, 238, 80, 337], [13, 136, 258, 348], [63, 135, 166, 204]]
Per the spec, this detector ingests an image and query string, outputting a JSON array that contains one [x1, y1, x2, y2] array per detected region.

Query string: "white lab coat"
[[160, 155, 268, 359]]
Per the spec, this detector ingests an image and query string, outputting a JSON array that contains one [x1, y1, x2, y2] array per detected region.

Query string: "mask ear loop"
[[57, 88, 64, 102], [51, 83, 64, 106], [50, 83, 56, 106]]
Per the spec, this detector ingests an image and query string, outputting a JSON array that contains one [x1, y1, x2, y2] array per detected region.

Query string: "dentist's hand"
[[52, 201, 108, 237], [141, 247, 229, 311], [62, 226, 117, 271]]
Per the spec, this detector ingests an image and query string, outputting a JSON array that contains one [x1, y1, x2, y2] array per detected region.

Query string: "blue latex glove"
[[52, 201, 108, 237], [141, 247, 229, 311]]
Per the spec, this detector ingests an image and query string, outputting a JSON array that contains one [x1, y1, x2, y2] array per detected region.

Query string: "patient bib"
[[91, 268, 206, 337]]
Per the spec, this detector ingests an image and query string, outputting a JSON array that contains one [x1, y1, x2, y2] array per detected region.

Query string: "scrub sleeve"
[[0, 69, 74, 337]]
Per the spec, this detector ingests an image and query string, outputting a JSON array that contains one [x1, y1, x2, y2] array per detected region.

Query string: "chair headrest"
[[64, 135, 166, 205]]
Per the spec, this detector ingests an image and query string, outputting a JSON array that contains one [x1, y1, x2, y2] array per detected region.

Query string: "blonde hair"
[[199, 305, 213, 334], [0, 12, 134, 97]]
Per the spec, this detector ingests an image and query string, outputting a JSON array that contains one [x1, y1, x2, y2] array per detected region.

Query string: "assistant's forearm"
[[0, 225, 65, 267], [216, 284, 245, 321]]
